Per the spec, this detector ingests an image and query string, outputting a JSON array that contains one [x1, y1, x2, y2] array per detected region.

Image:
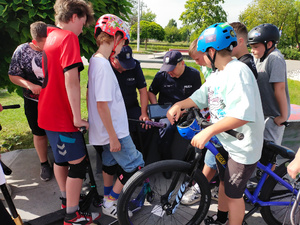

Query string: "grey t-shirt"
[[254, 48, 290, 119]]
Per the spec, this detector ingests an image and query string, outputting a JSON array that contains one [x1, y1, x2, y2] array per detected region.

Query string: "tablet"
[[147, 104, 172, 119]]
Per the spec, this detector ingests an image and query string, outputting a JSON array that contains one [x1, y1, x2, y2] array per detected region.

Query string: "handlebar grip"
[[225, 130, 244, 140], [79, 126, 87, 134], [0, 160, 12, 175], [2, 104, 20, 109], [145, 120, 166, 128]]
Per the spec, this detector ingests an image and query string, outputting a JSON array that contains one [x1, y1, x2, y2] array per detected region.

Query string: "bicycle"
[[289, 176, 300, 225], [117, 108, 297, 225]]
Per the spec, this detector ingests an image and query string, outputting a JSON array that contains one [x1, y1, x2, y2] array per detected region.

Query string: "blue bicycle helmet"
[[197, 23, 237, 53], [177, 111, 201, 140], [197, 23, 237, 72]]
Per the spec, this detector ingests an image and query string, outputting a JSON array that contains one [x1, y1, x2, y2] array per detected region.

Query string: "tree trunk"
[[145, 39, 148, 51]]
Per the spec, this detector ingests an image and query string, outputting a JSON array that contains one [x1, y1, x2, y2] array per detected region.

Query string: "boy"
[[230, 22, 258, 79], [88, 14, 144, 219], [248, 23, 290, 145], [110, 46, 150, 154], [181, 39, 217, 205], [167, 23, 264, 225], [38, 1, 100, 224], [8, 21, 52, 181]]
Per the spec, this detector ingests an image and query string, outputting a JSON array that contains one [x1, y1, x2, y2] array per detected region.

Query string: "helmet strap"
[[260, 41, 275, 62], [109, 36, 124, 59], [205, 50, 217, 72]]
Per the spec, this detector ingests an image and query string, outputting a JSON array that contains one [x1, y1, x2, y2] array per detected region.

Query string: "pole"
[[137, 0, 140, 51]]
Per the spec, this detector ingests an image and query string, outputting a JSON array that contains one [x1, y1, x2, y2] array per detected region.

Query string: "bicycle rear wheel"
[[117, 160, 211, 225], [260, 160, 299, 225]]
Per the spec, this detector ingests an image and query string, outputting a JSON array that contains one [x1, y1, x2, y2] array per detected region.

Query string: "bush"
[[280, 48, 300, 60]]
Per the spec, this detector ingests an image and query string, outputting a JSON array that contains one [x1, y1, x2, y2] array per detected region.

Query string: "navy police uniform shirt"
[[113, 60, 147, 110], [149, 65, 201, 105]]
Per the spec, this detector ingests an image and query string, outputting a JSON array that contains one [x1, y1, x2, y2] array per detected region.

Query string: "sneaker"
[[61, 194, 87, 209], [64, 210, 101, 225], [40, 164, 53, 181], [181, 186, 201, 205], [204, 214, 228, 225], [102, 204, 132, 219], [211, 186, 219, 201]]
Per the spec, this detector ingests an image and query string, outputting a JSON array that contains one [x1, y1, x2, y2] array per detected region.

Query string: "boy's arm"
[[167, 98, 197, 125], [97, 101, 121, 152], [191, 117, 247, 149], [273, 82, 288, 126], [148, 91, 158, 104], [9, 75, 41, 95], [65, 67, 89, 129]]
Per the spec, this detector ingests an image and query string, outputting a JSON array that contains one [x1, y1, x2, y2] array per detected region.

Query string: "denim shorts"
[[204, 149, 217, 170], [102, 135, 144, 173], [45, 130, 86, 163]]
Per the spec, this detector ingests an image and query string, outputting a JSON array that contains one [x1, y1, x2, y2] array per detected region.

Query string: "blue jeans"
[[204, 149, 217, 170], [102, 135, 144, 173]]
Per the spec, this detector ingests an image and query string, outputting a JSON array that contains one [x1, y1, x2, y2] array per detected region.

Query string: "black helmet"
[[248, 23, 280, 62], [248, 23, 280, 45]]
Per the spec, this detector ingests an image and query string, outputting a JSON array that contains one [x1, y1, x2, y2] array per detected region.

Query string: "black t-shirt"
[[113, 60, 147, 110], [238, 54, 258, 79], [149, 65, 202, 105]]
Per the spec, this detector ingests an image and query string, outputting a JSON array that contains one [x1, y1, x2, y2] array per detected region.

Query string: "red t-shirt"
[[38, 27, 84, 132]]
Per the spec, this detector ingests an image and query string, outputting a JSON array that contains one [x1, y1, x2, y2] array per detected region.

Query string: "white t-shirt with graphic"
[[190, 59, 264, 164]]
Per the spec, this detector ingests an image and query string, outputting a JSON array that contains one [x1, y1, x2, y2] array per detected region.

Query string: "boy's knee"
[[102, 164, 118, 175], [117, 166, 142, 185], [68, 157, 88, 179]]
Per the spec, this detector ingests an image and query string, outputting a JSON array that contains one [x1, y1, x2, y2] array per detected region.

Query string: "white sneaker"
[[181, 186, 201, 205], [102, 204, 132, 219]]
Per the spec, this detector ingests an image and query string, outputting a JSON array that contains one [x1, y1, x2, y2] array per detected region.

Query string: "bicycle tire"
[[117, 160, 211, 225], [260, 159, 298, 225]]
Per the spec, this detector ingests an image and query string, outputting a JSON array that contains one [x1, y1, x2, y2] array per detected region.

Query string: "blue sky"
[[143, 0, 254, 28]]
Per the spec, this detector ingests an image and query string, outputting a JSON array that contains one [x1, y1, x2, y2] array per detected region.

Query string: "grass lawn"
[[1, 63, 300, 152]]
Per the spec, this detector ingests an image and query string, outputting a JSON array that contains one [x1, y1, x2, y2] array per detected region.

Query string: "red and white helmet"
[[94, 14, 130, 45]]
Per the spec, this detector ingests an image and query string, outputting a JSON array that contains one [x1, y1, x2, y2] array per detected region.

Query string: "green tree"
[[180, 0, 227, 39], [141, 8, 156, 22], [166, 19, 177, 28], [164, 26, 181, 43], [127, 1, 156, 27], [179, 25, 192, 43], [239, 0, 299, 50], [0, 0, 132, 93], [131, 21, 165, 50]]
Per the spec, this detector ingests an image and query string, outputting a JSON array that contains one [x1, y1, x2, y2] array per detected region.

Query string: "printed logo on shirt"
[[127, 78, 135, 81], [164, 84, 174, 88], [184, 85, 192, 89], [207, 86, 226, 120]]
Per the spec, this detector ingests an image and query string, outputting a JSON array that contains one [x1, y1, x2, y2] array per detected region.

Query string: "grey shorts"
[[264, 117, 285, 145], [216, 147, 257, 199]]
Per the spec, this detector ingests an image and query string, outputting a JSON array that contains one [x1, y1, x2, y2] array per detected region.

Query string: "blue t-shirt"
[[149, 65, 201, 105], [113, 60, 146, 110]]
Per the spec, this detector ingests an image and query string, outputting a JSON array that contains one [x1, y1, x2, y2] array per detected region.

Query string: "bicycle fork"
[[162, 149, 203, 215]]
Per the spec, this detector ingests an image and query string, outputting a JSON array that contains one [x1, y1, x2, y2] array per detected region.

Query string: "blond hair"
[[188, 38, 198, 57]]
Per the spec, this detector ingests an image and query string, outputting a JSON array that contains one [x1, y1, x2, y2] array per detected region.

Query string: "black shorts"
[[24, 97, 46, 136], [216, 147, 257, 199]]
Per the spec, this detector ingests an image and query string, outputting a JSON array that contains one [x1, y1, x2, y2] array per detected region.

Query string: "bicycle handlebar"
[[2, 104, 20, 109], [192, 108, 244, 140], [129, 118, 166, 128]]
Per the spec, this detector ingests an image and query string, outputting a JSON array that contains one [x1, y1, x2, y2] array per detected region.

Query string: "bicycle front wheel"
[[117, 160, 211, 225], [260, 160, 299, 225]]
